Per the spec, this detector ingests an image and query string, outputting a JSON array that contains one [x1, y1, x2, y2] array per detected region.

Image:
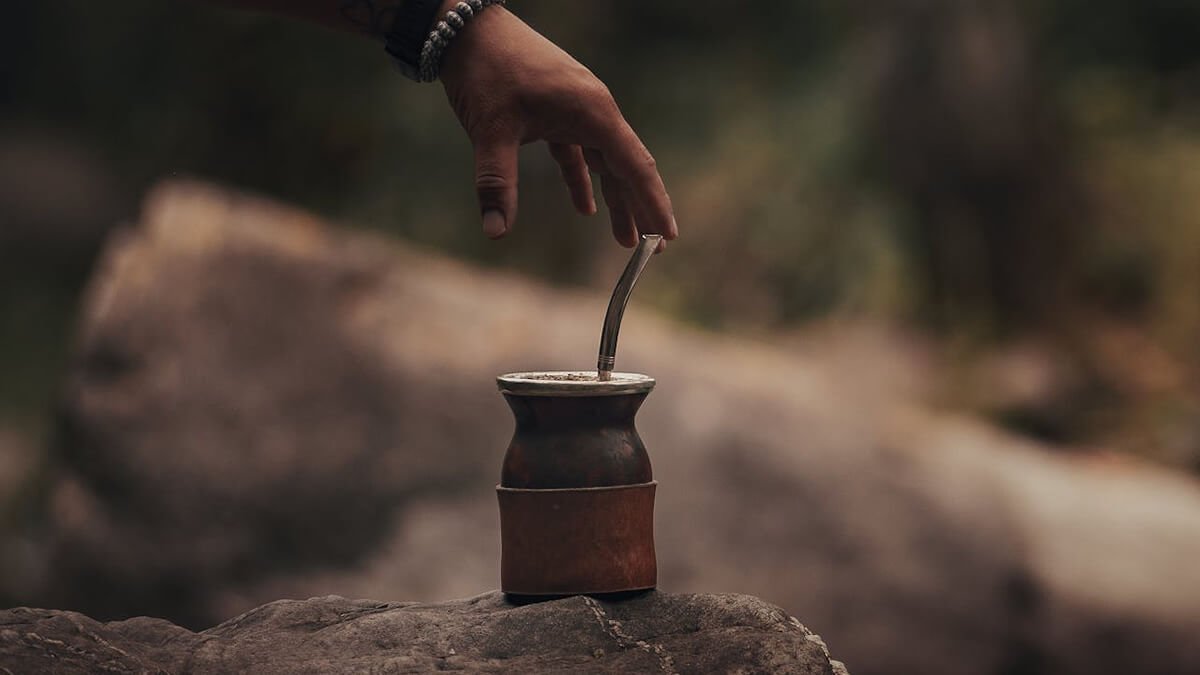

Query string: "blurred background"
[[2, 1, 1200, 674]]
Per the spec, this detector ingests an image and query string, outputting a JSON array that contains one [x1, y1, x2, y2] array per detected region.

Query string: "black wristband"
[[385, 0, 444, 81]]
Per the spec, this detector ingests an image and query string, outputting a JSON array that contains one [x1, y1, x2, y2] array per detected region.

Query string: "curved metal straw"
[[597, 234, 662, 381]]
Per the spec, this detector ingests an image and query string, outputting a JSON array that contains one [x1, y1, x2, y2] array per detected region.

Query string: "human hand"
[[438, 5, 677, 250]]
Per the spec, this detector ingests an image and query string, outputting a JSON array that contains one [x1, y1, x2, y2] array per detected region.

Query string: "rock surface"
[[0, 591, 847, 674], [7, 180, 1200, 675]]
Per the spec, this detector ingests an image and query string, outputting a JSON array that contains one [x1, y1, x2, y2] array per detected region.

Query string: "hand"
[[438, 5, 678, 250]]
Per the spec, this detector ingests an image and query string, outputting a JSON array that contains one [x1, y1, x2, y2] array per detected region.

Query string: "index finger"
[[593, 118, 678, 241]]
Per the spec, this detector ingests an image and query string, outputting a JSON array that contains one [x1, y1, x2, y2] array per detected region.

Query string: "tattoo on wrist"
[[339, 0, 405, 36]]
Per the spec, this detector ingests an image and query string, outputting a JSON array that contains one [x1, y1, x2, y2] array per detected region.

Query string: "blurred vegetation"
[[1, 0, 1200, 466]]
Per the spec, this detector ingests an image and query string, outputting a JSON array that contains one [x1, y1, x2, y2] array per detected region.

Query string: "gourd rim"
[[497, 371, 655, 397]]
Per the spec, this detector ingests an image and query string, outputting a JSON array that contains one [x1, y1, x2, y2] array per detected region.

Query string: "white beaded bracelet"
[[418, 0, 506, 83]]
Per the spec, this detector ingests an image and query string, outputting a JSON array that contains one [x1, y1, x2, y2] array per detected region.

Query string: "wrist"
[[415, 0, 506, 83], [438, 2, 508, 82], [385, 0, 505, 82]]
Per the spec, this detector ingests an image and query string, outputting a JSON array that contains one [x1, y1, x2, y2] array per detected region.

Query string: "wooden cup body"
[[497, 391, 656, 595]]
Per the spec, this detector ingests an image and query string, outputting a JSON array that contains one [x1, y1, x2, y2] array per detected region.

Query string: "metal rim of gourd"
[[496, 371, 655, 397]]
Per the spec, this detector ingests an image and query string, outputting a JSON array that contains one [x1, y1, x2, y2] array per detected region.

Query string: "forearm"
[[203, 0, 456, 39]]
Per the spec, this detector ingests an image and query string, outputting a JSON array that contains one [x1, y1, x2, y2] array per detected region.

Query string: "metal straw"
[[597, 234, 662, 381]]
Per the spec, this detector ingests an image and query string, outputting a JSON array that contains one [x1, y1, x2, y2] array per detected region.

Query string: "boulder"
[[9, 180, 1200, 675], [0, 591, 847, 674]]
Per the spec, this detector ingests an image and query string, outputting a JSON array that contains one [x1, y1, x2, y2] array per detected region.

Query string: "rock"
[[0, 591, 847, 674], [14, 180, 1200, 675]]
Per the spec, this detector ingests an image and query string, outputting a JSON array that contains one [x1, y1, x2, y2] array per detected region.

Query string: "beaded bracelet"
[[417, 0, 506, 83]]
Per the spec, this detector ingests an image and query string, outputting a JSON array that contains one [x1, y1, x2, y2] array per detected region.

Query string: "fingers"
[[618, 138, 675, 242], [596, 120, 677, 241], [473, 137, 520, 239], [600, 178, 638, 248], [467, 78, 675, 250], [584, 149, 639, 249], [547, 143, 596, 216]]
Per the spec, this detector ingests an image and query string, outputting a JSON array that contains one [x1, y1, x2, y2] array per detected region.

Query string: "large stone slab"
[[0, 591, 847, 674]]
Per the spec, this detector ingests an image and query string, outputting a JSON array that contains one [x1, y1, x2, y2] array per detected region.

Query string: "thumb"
[[474, 138, 520, 239]]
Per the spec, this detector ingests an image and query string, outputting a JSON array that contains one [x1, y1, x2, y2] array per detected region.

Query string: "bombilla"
[[597, 234, 662, 381]]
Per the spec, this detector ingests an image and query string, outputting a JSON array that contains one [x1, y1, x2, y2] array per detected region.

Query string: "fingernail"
[[483, 210, 507, 239], [588, 198, 597, 215], [669, 215, 679, 239]]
